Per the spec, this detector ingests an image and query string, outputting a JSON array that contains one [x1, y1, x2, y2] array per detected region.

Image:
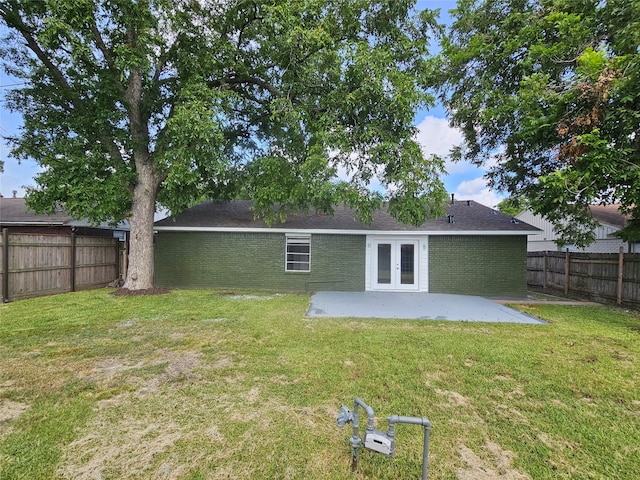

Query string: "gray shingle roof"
[[155, 199, 540, 233], [0, 198, 129, 230], [589, 204, 629, 230], [0, 198, 71, 225]]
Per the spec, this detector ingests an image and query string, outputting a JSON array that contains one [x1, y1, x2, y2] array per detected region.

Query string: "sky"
[[0, 0, 504, 208]]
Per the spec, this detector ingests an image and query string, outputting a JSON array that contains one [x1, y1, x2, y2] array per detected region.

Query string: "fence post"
[[2, 228, 8, 303], [543, 251, 548, 290], [115, 240, 120, 280], [564, 249, 570, 296], [70, 229, 76, 292], [617, 245, 624, 305]]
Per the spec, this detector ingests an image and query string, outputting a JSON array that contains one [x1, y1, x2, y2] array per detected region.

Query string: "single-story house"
[[153, 198, 540, 297], [515, 204, 640, 253]]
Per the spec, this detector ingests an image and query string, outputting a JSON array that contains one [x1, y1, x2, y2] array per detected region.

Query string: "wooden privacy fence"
[[527, 249, 640, 307], [1, 229, 121, 302]]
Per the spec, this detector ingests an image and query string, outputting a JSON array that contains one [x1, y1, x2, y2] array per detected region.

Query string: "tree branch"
[[88, 15, 126, 95], [2, 2, 128, 167], [227, 74, 283, 97], [3, 10, 77, 107]]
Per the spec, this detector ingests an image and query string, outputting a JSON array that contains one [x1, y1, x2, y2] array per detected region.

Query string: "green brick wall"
[[154, 231, 365, 292], [429, 235, 528, 296]]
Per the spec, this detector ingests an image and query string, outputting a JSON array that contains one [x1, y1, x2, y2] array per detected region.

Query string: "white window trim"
[[285, 234, 311, 272]]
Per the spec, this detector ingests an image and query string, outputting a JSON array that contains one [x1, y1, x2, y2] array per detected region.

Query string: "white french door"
[[372, 240, 419, 291]]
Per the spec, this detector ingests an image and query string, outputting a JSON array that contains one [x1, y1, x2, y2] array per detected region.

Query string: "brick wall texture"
[[428, 235, 528, 296], [154, 231, 365, 292], [155, 232, 527, 296]]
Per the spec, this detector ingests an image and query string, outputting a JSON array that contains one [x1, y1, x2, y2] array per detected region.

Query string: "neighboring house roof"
[[0, 198, 129, 230], [0, 197, 71, 225], [588, 204, 629, 230], [515, 204, 629, 241], [155, 199, 540, 235]]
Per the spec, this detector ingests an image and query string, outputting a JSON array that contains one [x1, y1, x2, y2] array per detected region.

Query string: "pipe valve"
[[336, 405, 353, 428]]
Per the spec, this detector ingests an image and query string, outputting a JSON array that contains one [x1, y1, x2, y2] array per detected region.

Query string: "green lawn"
[[0, 290, 638, 479]]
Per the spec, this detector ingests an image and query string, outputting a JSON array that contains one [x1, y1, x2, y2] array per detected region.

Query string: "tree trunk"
[[122, 161, 158, 290]]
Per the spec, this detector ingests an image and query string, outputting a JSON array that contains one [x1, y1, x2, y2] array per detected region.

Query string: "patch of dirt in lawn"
[[101, 350, 200, 385], [205, 425, 225, 443], [0, 380, 16, 393], [57, 420, 190, 480], [211, 355, 233, 369], [83, 350, 202, 405], [536, 432, 577, 453], [219, 292, 282, 301], [456, 441, 531, 480], [242, 386, 261, 404], [341, 321, 375, 330], [60, 351, 208, 479], [0, 384, 30, 440], [505, 388, 526, 400], [0, 398, 29, 425], [60, 369, 336, 480], [86, 358, 147, 381], [111, 287, 171, 296], [435, 388, 470, 407], [494, 404, 530, 425], [136, 350, 202, 396]]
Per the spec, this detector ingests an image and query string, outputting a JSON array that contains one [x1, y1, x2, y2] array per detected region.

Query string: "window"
[[286, 235, 311, 272]]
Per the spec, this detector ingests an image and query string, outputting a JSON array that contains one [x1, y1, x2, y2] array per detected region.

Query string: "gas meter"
[[364, 430, 394, 456]]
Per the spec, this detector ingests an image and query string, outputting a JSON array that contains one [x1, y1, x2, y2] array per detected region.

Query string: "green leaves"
[[437, 0, 640, 247], [2, 0, 446, 225], [1, 0, 448, 288]]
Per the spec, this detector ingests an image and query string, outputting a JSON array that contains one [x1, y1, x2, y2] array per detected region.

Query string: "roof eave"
[[0, 221, 67, 226], [153, 226, 541, 236]]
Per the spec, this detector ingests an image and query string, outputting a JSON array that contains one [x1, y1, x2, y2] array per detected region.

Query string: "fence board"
[[1, 230, 120, 302], [527, 251, 640, 307]]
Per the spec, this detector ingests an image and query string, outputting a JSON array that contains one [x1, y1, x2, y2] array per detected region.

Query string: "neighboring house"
[[154, 199, 540, 297], [515, 204, 639, 253], [0, 197, 129, 239]]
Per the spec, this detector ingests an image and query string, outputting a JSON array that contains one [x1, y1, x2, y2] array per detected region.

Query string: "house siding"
[[154, 231, 365, 292], [429, 235, 527, 296], [516, 209, 628, 253]]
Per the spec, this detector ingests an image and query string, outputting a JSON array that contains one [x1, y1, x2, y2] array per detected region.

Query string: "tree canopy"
[[1, 0, 447, 290], [436, 0, 640, 247], [496, 196, 527, 218]]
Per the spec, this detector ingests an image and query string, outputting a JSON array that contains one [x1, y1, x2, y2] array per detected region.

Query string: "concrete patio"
[[306, 291, 546, 324]]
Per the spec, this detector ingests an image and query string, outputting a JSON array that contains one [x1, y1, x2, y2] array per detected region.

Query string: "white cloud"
[[333, 162, 384, 193], [414, 115, 476, 175], [414, 116, 507, 207], [415, 116, 463, 156], [454, 177, 504, 208]]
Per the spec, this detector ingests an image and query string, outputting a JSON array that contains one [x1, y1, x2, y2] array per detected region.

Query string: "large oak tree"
[[436, 0, 640, 246], [1, 0, 447, 290]]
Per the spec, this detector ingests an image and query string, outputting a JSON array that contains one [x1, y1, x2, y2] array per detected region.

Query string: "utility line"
[[0, 82, 28, 88]]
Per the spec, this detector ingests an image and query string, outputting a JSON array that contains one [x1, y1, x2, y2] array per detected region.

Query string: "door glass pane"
[[400, 244, 415, 284], [377, 244, 391, 284]]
